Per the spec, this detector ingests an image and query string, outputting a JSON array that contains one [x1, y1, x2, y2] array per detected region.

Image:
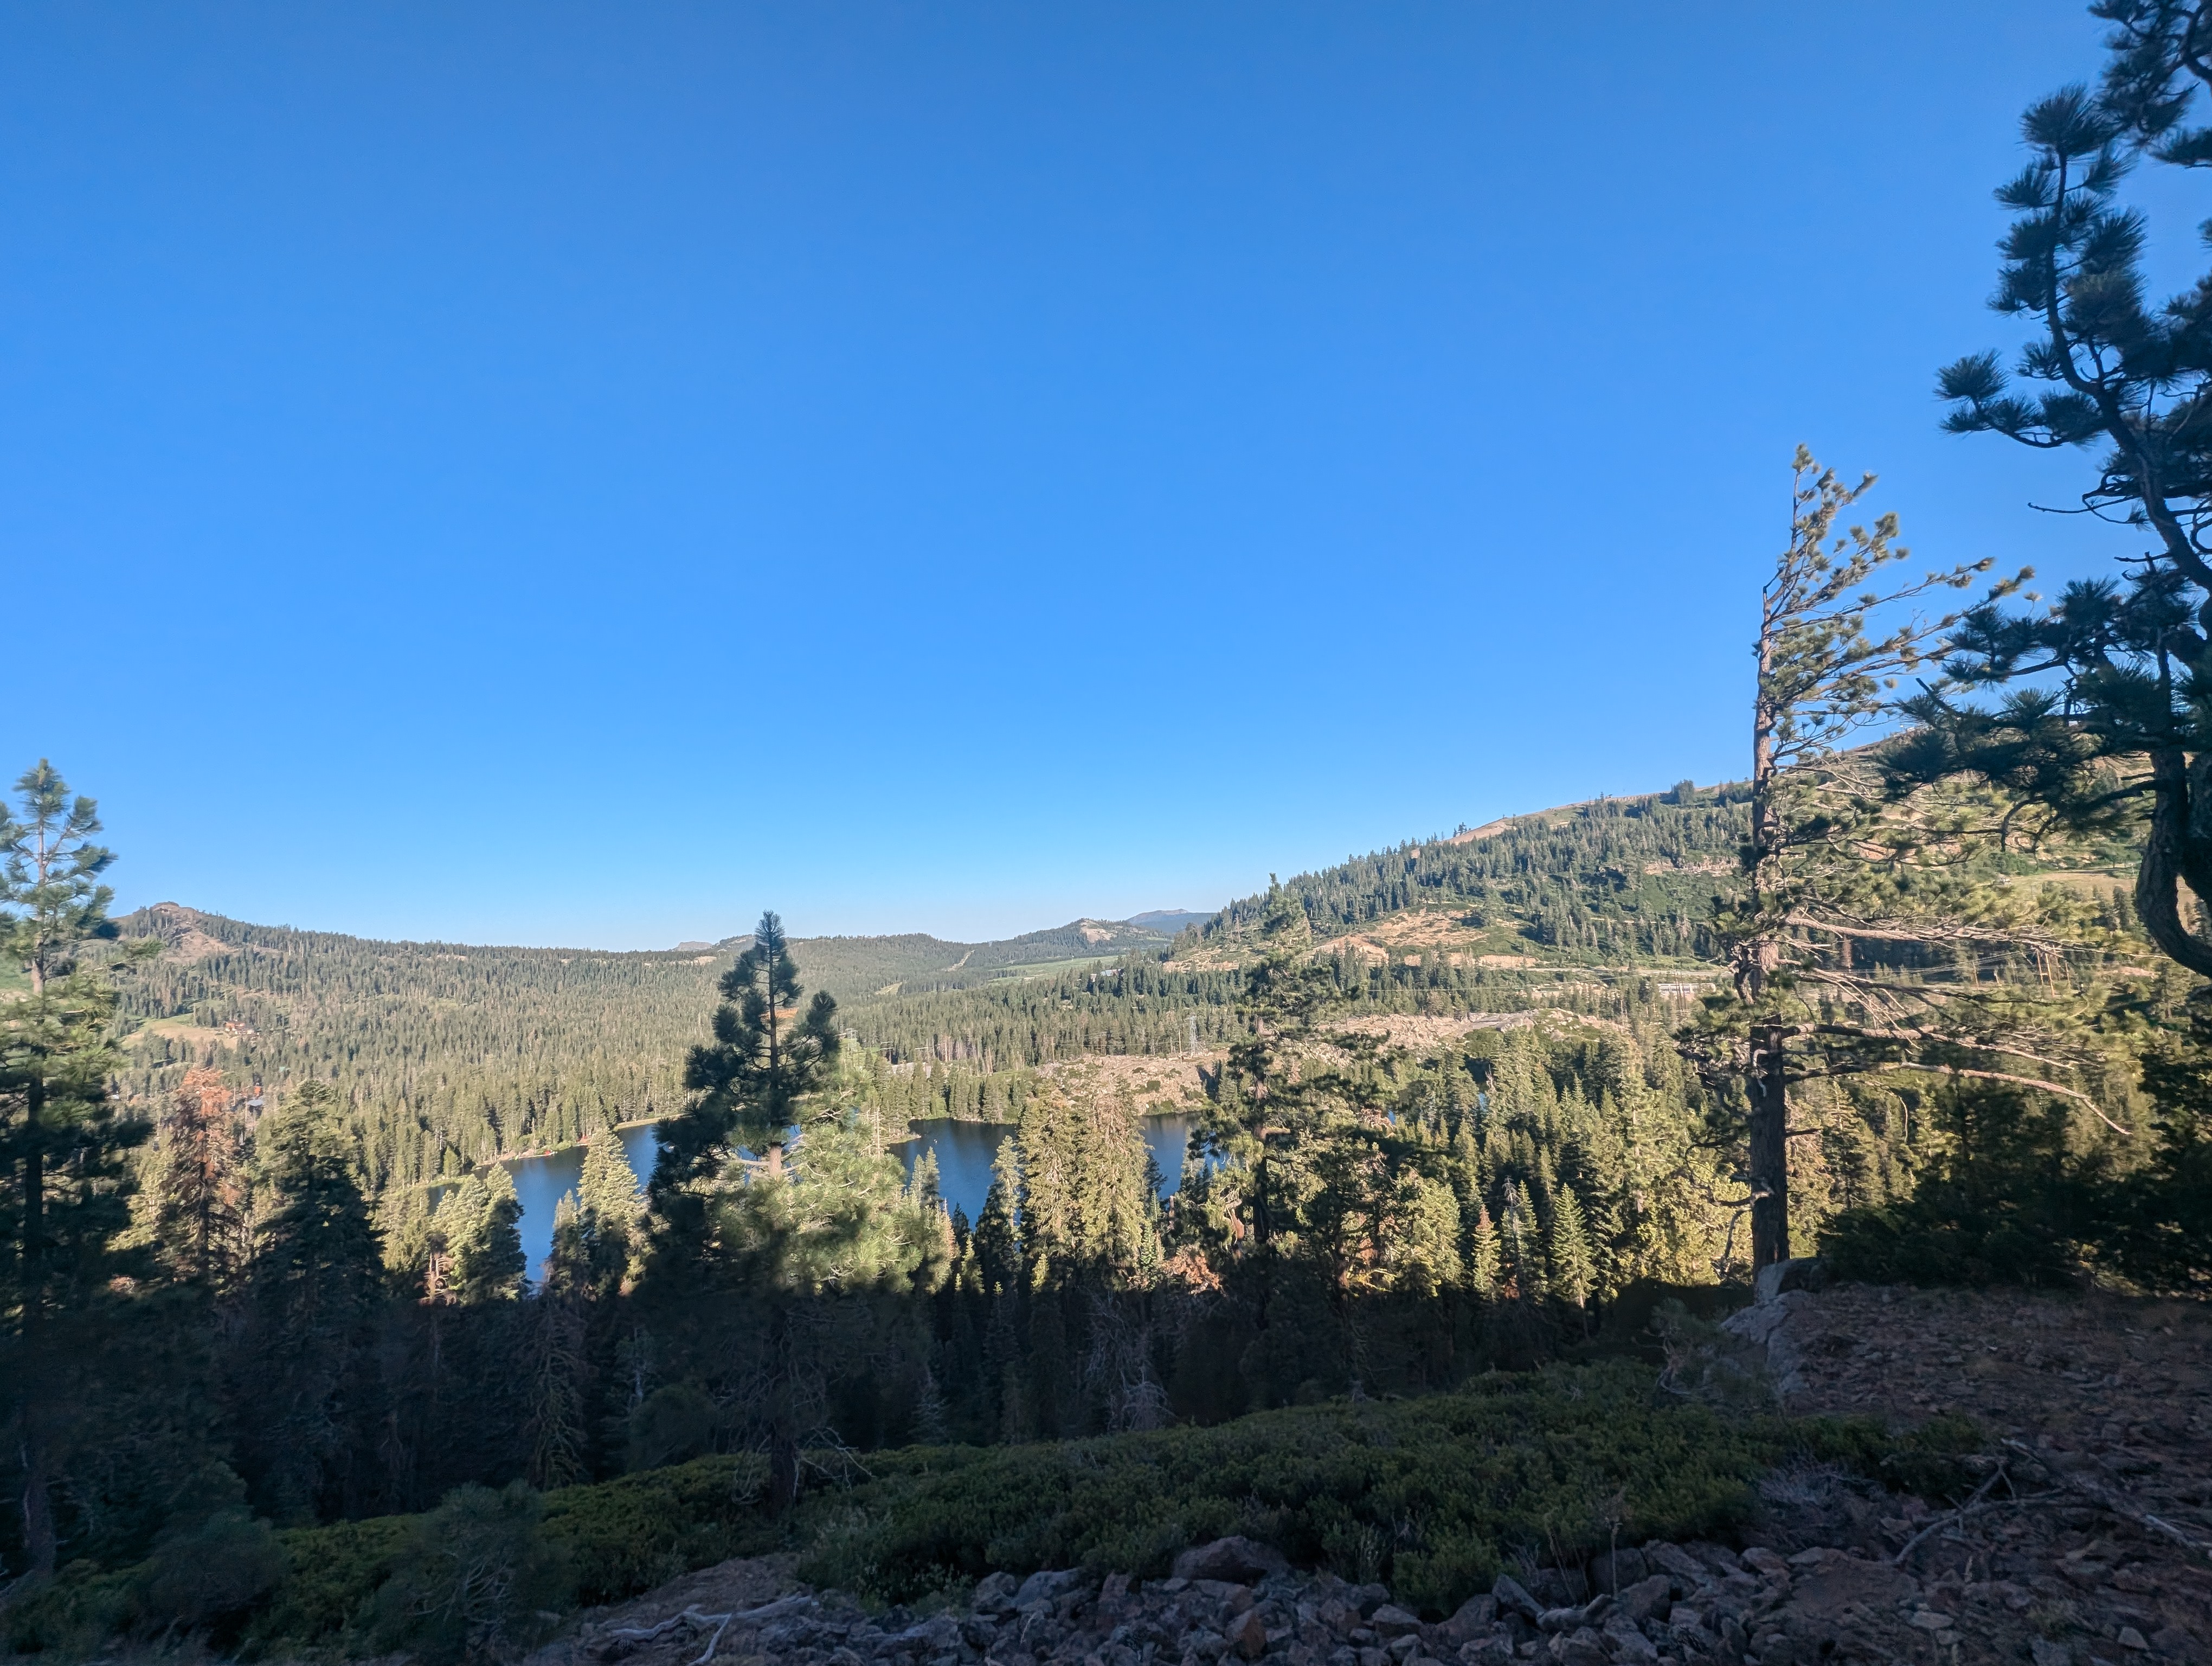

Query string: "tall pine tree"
[[0, 763, 147, 1583]]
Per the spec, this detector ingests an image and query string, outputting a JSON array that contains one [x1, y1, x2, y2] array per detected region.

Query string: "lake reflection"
[[895, 1114, 1192, 1223]]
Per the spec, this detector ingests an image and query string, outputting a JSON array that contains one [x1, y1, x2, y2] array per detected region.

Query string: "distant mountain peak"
[[1126, 908, 1213, 933]]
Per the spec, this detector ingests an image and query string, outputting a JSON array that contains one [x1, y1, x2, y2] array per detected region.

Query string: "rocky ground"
[[531, 1281, 2212, 1666]]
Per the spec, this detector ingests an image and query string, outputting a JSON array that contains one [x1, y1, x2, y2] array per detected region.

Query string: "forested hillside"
[[106, 777, 2143, 1199], [108, 906, 1174, 1191], [1185, 786, 1753, 968], [102, 789, 1760, 1193]]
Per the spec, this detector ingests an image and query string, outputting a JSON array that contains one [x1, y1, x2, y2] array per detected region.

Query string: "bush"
[[245, 1514, 416, 1655], [135, 1507, 285, 1639], [625, 1382, 721, 1473], [792, 1362, 1777, 1613], [362, 1483, 571, 1664], [541, 1452, 775, 1606], [81, 1361, 1999, 1651]]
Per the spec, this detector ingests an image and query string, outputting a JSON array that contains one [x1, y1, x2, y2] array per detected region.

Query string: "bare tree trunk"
[[1748, 1024, 1789, 1270]]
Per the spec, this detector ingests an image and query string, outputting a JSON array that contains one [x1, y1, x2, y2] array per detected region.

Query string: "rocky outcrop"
[[560, 1531, 2089, 1666]]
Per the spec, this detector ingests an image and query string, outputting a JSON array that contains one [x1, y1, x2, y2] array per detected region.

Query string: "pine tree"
[[1201, 880, 1340, 1263], [446, 1168, 525, 1303], [575, 1131, 640, 1294], [0, 762, 148, 1579], [971, 1136, 1022, 1295], [1467, 1202, 1501, 1297], [155, 1066, 247, 1289], [650, 911, 838, 1272], [234, 1080, 385, 1523], [1924, 25, 2212, 977], [1547, 1188, 1596, 1312], [1693, 452, 2029, 1269], [1500, 1181, 1541, 1301], [524, 1198, 590, 1489]]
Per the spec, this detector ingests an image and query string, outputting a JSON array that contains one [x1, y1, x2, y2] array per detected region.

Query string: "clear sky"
[[0, 3, 2189, 947]]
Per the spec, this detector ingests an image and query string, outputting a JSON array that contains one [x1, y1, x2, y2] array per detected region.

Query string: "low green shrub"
[[243, 1514, 415, 1656], [793, 1361, 1780, 1613], [0, 1562, 138, 1657], [361, 1483, 571, 1665], [542, 1453, 776, 1606], [40, 1360, 1997, 1655], [137, 1507, 286, 1639]]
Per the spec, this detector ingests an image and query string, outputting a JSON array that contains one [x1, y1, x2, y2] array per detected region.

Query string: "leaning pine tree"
[[1688, 452, 2112, 1271]]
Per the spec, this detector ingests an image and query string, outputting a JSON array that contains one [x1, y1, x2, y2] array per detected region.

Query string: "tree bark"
[[1748, 1022, 1790, 1271], [2136, 746, 2212, 977], [767, 1298, 799, 1512], [15, 1066, 55, 1582]]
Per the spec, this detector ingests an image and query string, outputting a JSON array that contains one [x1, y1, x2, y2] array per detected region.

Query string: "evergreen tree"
[[524, 1197, 590, 1489], [1467, 1202, 1501, 1297], [0, 762, 147, 1581], [155, 1066, 247, 1289], [650, 911, 838, 1272], [578, 1131, 641, 1227], [1694, 451, 2033, 1268], [1547, 1188, 1596, 1313], [449, 1168, 525, 1302], [1500, 1181, 1541, 1302], [574, 1131, 640, 1295], [234, 1080, 385, 1523], [713, 1103, 943, 1507], [1926, 21, 2212, 975], [1202, 880, 1340, 1257], [970, 1136, 1022, 1294]]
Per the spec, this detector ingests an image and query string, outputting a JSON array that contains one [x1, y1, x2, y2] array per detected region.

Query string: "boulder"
[[1174, 1536, 1291, 1585], [1352, 1582, 1393, 1619], [1491, 1574, 1542, 1623], [1368, 1605, 1423, 1638], [1014, 1567, 1084, 1607], [1437, 1595, 1498, 1644], [1615, 1577, 1672, 1625], [1643, 1545, 1707, 1587], [1600, 1618, 1658, 1664], [972, 1572, 1020, 1617], [1738, 1547, 1789, 1580], [1227, 1607, 1269, 1661], [1548, 1626, 1607, 1666], [1587, 1548, 1646, 1593], [1752, 1255, 1827, 1302]]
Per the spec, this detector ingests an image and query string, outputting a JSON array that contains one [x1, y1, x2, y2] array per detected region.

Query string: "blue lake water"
[[491, 1112, 1196, 1281], [499, 1122, 661, 1284], [894, 1114, 1193, 1223]]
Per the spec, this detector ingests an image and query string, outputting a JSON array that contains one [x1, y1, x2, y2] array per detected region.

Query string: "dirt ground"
[[1722, 1282, 2212, 1664]]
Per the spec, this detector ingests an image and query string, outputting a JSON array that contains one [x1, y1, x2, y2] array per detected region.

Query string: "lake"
[[894, 1113, 1193, 1222], [498, 1122, 663, 1285], [493, 1111, 1195, 1282]]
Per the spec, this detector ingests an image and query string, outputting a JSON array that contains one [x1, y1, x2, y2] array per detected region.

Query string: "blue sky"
[[0, 3, 2189, 946]]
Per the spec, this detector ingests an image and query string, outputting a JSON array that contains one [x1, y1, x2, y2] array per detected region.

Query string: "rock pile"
[[574, 1534, 1990, 1666]]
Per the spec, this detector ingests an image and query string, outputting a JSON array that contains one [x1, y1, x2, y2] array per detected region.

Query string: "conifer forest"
[[12, 4, 2212, 1662]]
